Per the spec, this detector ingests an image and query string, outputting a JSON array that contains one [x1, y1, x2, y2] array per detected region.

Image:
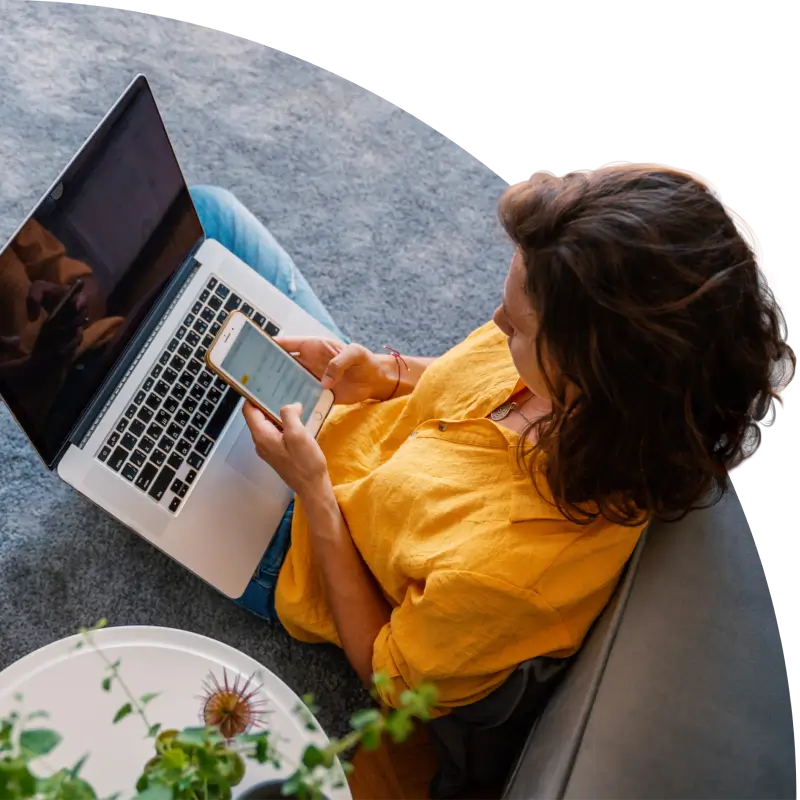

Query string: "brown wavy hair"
[[498, 164, 795, 525]]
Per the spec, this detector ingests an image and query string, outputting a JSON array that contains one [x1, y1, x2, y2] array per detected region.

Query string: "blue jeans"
[[189, 185, 345, 620]]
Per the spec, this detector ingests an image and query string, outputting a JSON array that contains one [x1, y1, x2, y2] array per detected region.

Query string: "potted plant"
[[0, 621, 437, 800]]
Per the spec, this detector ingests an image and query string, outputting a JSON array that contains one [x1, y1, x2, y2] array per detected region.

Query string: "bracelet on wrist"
[[382, 346, 409, 401]]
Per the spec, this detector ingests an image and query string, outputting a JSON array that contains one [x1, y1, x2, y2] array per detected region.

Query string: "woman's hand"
[[242, 401, 330, 500], [274, 337, 393, 405]]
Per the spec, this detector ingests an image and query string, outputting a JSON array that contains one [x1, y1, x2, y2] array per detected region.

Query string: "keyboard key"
[[214, 283, 229, 299], [176, 325, 187, 340], [241, 303, 254, 317], [192, 301, 203, 315], [187, 359, 202, 376], [140, 436, 155, 454], [135, 390, 146, 405], [155, 380, 170, 397], [184, 313, 195, 328], [253, 313, 267, 327], [178, 342, 193, 360], [200, 290, 210, 302], [208, 277, 218, 290], [175, 409, 190, 426], [198, 372, 213, 389], [167, 453, 184, 471], [145, 393, 161, 410], [163, 396, 179, 415], [214, 377, 227, 391], [193, 319, 208, 335], [156, 409, 171, 428], [179, 372, 194, 389], [185, 469, 197, 485], [171, 479, 188, 498], [151, 449, 166, 468], [182, 397, 198, 414], [135, 463, 158, 492], [152, 365, 163, 379], [159, 351, 170, 365], [196, 436, 214, 457], [207, 387, 222, 404], [108, 446, 127, 472], [98, 446, 111, 462], [209, 294, 222, 311], [185, 426, 200, 443], [206, 388, 240, 440], [167, 423, 182, 440], [171, 385, 187, 401], [121, 433, 137, 451], [224, 294, 241, 312], [203, 335, 214, 349], [149, 466, 176, 501], [200, 400, 215, 418], [186, 331, 200, 347], [147, 423, 164, 440], [194, 346, 207, 361], [265, 321, 280, 337], [170, 355, 185, 372], [210, 322, 221, 336], [144, 377, 155, 391], [167, 339, 179, 353], [169, 496, 182, 513], [192, 412, 207, 429], [159, 436, 175, 453], [108, 433, 120, 448], [130, 419, 145, 437], [116, 418, 128, 433], [125, 404, 137, 419], [137, 407, 154, 424], [122, 463, 138, 482], [201, 307, 215, 323], [164, 367, 179, 384], [176, 439, 191, 457], [216, 310, 228, 324], [130, 449, 146, 468], [190, 384, 205, 401], [187, 452, 205, 470]]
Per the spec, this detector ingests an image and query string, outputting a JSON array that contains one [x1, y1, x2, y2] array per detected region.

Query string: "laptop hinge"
[[52, 239, 205, 467]]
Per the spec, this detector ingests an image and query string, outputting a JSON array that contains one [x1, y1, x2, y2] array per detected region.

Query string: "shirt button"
[[438, 422, 447, 432]]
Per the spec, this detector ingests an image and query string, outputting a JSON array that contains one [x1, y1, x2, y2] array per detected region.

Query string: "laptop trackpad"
[[225, 425, 280, 488]]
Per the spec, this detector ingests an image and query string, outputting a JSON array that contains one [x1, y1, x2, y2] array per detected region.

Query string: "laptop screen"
[[0, 76, 203, 467]]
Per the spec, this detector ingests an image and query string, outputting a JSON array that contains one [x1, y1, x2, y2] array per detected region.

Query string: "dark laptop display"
[[0, 77, 203, 467]]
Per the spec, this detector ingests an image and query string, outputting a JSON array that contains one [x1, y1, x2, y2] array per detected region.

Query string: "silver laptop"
[[0, 75, 337, 597]]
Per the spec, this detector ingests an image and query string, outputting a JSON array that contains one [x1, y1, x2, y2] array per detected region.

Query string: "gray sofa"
[[503, 493, 800, 800], [429, 481, 795, 799]]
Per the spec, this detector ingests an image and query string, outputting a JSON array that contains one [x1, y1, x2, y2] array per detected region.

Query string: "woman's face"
[[493, 249, 552, 398]]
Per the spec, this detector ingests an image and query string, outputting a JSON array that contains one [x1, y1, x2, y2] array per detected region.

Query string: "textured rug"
[[0, 0, 512, 736]]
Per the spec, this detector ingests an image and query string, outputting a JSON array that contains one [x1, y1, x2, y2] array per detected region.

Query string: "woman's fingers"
[[322, 344, 366, 388], [242, 401, 282, 456], [279, 403, 305, 442], [274, 336, 341, 379]]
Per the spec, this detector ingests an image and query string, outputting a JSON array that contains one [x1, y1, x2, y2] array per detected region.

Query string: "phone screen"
[[221, 322, 323, 424]]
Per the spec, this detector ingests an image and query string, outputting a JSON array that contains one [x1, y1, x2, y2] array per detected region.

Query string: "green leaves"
[[112, 704, 133, 724], [0, 758, 37, 799], [101, 677, 112, 693], [348, 709, 381, 731], [19, 729, 61, 757], [134, 783, 172, 800], [301, 744, 334, 770], [140, 693, 160, 706], [147, 724, 162, 739]]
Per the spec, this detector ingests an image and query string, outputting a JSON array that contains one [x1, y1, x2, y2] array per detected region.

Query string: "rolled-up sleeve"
[[371, 569, 573, 712]]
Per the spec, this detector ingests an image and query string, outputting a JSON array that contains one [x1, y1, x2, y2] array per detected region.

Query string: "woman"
[[189, 164, 795, 714]]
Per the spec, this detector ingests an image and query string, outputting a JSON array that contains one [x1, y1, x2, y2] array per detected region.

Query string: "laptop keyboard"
[[96, 275, 281, 514]]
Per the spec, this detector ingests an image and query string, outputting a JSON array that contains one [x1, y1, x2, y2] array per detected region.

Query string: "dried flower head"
[[199, 669, 268, 739]]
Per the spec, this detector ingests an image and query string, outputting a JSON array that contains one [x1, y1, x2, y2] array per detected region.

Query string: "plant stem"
[[83, 629, 154, 734]]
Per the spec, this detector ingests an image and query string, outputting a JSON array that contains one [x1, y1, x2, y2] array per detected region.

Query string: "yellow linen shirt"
[[275, 321, 647, 710]]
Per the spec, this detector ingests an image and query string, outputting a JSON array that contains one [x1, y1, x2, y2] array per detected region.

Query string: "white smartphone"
[[206, 310, 334, 436]]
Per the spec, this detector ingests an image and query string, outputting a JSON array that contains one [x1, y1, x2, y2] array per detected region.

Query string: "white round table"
[[0, 626, 352, 799]]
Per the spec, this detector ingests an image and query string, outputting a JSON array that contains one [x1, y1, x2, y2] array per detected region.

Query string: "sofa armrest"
[[504, 483, 795, 799]]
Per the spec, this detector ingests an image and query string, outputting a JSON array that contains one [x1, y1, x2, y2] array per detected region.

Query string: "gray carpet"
[[0, 1, 512, 737]]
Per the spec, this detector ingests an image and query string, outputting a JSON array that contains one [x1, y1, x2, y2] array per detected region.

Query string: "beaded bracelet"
[[383, 346, 409, 400]]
